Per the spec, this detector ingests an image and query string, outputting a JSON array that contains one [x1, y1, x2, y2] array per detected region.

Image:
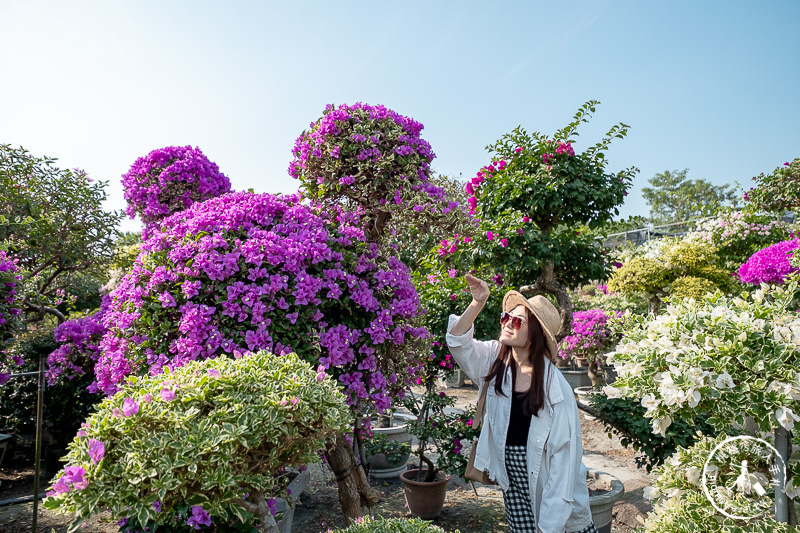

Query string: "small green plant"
[[364, 433, 411, 467], [329, 515, 458, 532]]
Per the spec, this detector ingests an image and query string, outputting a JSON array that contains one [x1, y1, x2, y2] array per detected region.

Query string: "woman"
[[446, 274, 596, 533]]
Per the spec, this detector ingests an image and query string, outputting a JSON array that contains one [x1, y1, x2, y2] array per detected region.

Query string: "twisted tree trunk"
[[326, 433, 381, 521]]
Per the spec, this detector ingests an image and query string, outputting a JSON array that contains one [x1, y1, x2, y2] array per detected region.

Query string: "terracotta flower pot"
[[399, 468, 450, 519]]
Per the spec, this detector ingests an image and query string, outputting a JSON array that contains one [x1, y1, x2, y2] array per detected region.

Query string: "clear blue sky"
[[2, 1, 798, 234]]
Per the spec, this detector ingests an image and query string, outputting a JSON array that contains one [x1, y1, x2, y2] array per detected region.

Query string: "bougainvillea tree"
[[289, 102, 466, 246], [121, 145, 231, 237], [744, 158, 800, 213], [557, 309, 621, 380], [46, 294, 110, 385], [96, 190, 427, 517], [432, 101, 637, 339], [737, 238, 799, 285]]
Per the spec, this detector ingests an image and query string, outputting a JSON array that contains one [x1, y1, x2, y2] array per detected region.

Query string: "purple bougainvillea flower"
[[88, 439, 105, 463], [207, 368, 220, 378], [122, 398, 139, 417], [267, 498, 278, 517], [187, 505, 212, 530], [160, 388, 176, 402]]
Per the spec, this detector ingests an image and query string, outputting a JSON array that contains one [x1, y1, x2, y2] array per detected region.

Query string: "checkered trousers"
[[503, 445, 599, 533]]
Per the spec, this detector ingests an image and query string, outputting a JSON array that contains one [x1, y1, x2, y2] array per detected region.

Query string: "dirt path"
[[0, 383, 652, 533]]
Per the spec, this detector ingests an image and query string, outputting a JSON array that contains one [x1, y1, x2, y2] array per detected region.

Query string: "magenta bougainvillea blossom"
[[0, 250, 22, 385], [94, 191, 426, 411], [121, 146, 231, 234], [289, 103, 458, 242], [558, 308, 621, 367], [46, 294, 110, 385], [737, 238, 799, 285]]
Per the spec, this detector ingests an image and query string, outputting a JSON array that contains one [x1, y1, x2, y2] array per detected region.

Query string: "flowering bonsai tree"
[[435, 101, 637, 340], [95, 190, 426, 518], [737, 238, 799, 285], [44, 351, 350, 533], [289, 102, 463, 246], [557, 308, 621, 381], [744, 158, 800, 213], [121, 145, 231, 237], [604, 280, 800, 528]]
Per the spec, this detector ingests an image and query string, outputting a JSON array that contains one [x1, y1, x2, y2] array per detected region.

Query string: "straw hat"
[[502, 291, 561, 360]]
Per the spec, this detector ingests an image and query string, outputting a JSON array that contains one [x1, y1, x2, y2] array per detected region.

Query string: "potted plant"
[[558, 309, 622, 387], [399, 349, 481, 519]]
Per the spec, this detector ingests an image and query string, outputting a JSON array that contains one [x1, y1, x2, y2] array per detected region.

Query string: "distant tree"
[[0, 144, 122, 325], [744, 158, 800, 213], [642, 169, 740, 225]]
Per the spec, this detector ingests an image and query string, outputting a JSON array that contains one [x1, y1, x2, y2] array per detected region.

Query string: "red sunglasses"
[[500, 311, 526, 330]]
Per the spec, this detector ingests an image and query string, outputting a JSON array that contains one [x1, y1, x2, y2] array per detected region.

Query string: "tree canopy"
[[642, 169, 740, 225]]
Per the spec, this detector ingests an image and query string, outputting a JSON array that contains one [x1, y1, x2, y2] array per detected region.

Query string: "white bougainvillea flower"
[[775, 406, 800, 431], [652, 415, 672, 436], [715, 372, 735, 389]]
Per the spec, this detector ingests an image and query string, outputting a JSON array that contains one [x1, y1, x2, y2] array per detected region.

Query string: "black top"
[[506, 391, 532, 446]]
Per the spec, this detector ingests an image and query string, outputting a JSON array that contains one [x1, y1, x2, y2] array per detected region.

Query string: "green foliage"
[[607, 238, 738, 313], [329, 516, 456, 533], [571, 283, 649, 315], [642, 169, 741, 225], [589, 394, 716, 472], [0, 144, 122, 321], [744, 158, 800, 213], [364, 433, 411, 467], [44, 351, 350, 530], [0, 326, 99, 446]]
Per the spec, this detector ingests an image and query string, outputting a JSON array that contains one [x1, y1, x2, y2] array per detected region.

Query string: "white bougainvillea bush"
[[605, 277, 800, 529]]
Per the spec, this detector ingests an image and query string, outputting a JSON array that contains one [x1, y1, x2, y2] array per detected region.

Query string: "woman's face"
[[499, 304, 529, 348]]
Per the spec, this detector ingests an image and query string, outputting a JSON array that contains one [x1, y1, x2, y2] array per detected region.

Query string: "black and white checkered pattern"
[[503, 445, 599, 533], [504, 445, 537, 532]]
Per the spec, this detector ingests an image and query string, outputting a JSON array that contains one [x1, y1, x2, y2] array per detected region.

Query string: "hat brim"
[[502, 290, 560, 361]]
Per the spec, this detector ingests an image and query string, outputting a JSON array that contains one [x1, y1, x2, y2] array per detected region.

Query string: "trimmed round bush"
[[44, 350, 350, 532], [95, 191, 427, 413], [121, 145, 231, 232]]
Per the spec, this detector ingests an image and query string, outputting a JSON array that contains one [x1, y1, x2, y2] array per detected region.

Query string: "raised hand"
[[465, 273, 489, 304]]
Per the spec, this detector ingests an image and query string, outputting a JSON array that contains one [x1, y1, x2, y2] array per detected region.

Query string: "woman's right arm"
[[446, 275, 497, 383], [449, 274, 489, 336]]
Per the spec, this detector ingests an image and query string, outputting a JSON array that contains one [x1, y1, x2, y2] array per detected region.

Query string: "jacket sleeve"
[[537, 399, 583, 533], [445, 314, 498, 385]]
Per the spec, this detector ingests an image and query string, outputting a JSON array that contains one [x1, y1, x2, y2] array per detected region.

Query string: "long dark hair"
[[483, 307, 552, 417]]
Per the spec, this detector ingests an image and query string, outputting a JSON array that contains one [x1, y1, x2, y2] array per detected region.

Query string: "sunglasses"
[[500, 311, 527, 330]]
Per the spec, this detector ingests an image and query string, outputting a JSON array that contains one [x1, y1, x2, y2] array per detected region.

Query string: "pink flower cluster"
[[738, 238, 799, 285], [465, 159, 507, 215], [46, 465, 88, 496], [121, 146, 231, 234], [94, 191, 426, 411], [0, 251, 22, 385], [436, 234, 472, 257], [558, 309, 621, 366], [47, 294, 111, 385]]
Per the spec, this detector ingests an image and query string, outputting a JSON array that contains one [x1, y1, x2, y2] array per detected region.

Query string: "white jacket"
[[446, 315, 593, 533]]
